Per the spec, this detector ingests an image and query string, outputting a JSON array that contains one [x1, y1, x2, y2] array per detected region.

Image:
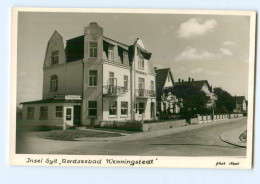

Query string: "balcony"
[[103, 85, 127, 97], [136, 89, 156, 98]]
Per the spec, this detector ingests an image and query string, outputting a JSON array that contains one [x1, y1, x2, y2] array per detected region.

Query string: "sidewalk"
[[219, 124, 247, 148], [75, 117, 246, 142]]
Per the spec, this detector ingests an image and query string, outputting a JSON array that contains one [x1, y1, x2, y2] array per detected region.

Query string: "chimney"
[[178, 79, 181, 83], [192, 78, 194, 82], [188, 77, 191, 83]]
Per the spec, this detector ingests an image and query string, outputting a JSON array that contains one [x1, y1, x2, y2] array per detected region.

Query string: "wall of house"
[[164, 73, 174, 88], [21, 102, 79, 127], [102, 63, 131, 121], [42, 61, 83, 99], [43, 31, 66, 68], [131, 40, 156, 121]]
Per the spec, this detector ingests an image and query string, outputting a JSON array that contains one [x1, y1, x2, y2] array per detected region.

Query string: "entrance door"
[[64, 107, 73, 126], [151, 102, 155, 119], [73, 105, 81, 126]]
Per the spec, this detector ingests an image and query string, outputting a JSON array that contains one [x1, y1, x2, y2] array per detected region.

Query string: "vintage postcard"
[[10, 8, 256, 169]]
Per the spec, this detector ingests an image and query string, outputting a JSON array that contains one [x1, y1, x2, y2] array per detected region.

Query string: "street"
[[34, 118, 247, 157]]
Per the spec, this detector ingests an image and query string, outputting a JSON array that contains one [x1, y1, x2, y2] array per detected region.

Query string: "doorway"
[[151, 102, 155, 119], [73, 105, 81, 126]]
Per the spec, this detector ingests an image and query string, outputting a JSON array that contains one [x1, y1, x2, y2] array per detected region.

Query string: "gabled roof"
[[155, 68, 174, 94], [174, 80, 212, 92], [234, 96, 246, 104], [65, 35, 84, 62]]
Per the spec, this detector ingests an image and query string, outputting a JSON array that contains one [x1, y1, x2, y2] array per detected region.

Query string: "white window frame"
[[108, 45, 114, 61], [123, 75, 128, 90], [89, 41, 98, 58], [109, 101, 117, 116], [27, 107, 34, 120], [139, 102, 145, 115], [50, 75, 58, 92], [121, 102, 128, 116], [55, 106, 63, 118], [138, 56, 144, 70], [89, 70, 98, 86], [138, 77, 145, 90], [51, 51, 59, 65], [88, 101, 97, 117], [40, 106, 48, 120], [150, 80, 154, 91]]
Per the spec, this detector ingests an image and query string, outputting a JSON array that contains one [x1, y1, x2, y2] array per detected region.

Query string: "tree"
[[213, 87, 235, 113], [167, 86, 210, 117]]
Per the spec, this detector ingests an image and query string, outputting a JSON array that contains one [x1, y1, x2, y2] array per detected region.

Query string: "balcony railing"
[[103, 85, 127, 96], [136, 89, 156, 98]]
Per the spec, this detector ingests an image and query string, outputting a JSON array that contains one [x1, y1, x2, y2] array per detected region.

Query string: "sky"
[[17, 12, 251, 106]]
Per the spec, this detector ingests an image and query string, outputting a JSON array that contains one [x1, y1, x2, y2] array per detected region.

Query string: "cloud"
[[220, 48, 233, 56], [223, 41, 236, 46], [176, 18, 217, 38], [175, 47, 217, 61], [189, 68, 202, 74]]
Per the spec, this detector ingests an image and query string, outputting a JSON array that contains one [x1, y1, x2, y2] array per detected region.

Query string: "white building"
[[21, 22, 156, 128]]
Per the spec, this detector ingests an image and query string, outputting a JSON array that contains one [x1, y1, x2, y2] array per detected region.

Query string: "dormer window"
[[138, 56, 144, 70], [108, 45, 114, 61], [89, 41, 98, 58], [51, 51, 59, 65]]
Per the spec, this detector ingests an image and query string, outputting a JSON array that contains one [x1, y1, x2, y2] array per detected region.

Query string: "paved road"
[[48, 118, 247, 156]]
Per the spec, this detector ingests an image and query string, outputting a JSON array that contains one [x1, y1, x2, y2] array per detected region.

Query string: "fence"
[[197, 113, 243, 124]]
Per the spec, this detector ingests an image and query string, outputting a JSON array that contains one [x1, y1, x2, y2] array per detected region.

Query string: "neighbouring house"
[[155, 68, 182, 116], [174, 78, 217, 110], [21, 22, 157, 128], [233, 96, 247, 113]]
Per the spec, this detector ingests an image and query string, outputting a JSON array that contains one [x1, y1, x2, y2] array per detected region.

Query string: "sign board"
[[53, 94, 82, 100], [65, 95, 82, 100]]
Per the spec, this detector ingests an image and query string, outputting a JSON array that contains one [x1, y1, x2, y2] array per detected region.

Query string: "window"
[[138, 56, 144, 70], [150, 80, 154, 91], [40, 106, 48, 119], [124, 75, 128, 90], [108, 46, 114, 61], [139, 102, 145, 114], [50, 75, 58, 92], [108, 72, 115, 86], [88, 101, 97, 116], [27, 107, 34, 120], [51, 51, 59, 65], [138, 77, 145, 89], [109, 101, 117, 115], [55, 106, 63, 118], [89, 70, 97, 86], [89, 41, 98, 58], [121, 102, 128, 115]]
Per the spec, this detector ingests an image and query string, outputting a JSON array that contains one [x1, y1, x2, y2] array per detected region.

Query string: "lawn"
[[33, 129, 122, 141]]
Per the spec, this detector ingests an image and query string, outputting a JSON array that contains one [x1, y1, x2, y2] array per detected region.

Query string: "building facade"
[[233, 96, 247, 113], [21, 22, 156, 128], [155, 68, 182, 116]]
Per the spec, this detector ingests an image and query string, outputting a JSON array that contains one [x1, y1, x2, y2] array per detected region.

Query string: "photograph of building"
[[21, 22, 156, 128], [13, 10, 255, 162]]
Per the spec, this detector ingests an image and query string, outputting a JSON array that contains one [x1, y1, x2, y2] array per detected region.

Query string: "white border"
[[9, 7, 256, 169]]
